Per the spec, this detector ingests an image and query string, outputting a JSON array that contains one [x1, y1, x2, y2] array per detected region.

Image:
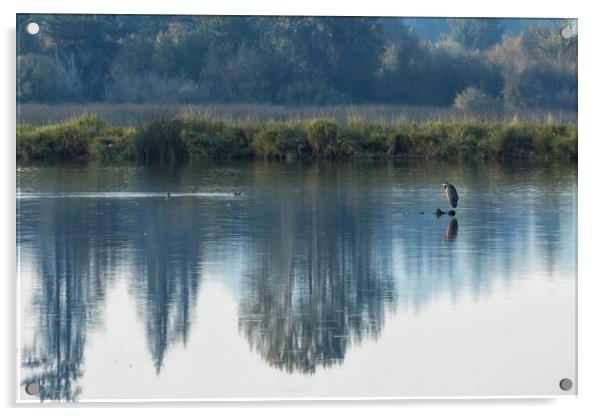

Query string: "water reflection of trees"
[[238, 164, 397, 373], [18, 161, 577, 399], [128, 198, 205, 373], [19, 193, 213, 398], [19, 199, 117, 401]]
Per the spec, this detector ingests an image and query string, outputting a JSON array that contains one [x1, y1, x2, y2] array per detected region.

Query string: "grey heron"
[[442, 181, 459, 209]]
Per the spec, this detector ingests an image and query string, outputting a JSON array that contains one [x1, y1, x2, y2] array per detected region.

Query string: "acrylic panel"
[[16, 14, 577, 402]]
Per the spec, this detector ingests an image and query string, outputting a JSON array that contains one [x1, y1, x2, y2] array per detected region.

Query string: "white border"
[[12, 395, 579, 405], [5, 0, 582, 18], [3, 0, 602, 414]]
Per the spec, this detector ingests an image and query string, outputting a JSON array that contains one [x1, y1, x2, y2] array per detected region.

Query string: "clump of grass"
[[491, 125, 536, 159], [133, 118, 188, 164], [550, 127, 577, 160], [92, 127, 137, 162], [343, 120, 389, 156], [406, 122, 447, 158], [17, 115, 115, 161], [181, 118, 253, 160], [306, 119, 352, 159], [383, 119, 413, 156], [252, 122, 310, 160], [533, 123, 578, 160], [386, 128, 412, 155], [443, 122, 489, 159]]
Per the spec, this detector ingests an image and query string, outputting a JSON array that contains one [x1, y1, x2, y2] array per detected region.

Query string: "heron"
[[165, 191, 171, 200], [442, 181, 459, 209]]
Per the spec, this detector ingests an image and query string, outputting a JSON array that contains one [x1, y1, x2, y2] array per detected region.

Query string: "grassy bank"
[[16, 115, 578, 163]]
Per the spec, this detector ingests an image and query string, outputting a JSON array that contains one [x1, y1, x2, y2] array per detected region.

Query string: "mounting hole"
[[559, 378, 573, 391], [25, 22, 40, 36], [560, 25, 573, 39], [25, 382, 39, 396]]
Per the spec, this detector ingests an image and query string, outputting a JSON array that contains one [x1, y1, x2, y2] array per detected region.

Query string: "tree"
[[15, 14, 574, 108], [448, 18, 505, 51], [488, 24, 577, 109], [42, 15, 124, 100]]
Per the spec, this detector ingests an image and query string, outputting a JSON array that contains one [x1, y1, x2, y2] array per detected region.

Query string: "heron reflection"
[[445, 218, 459, 242]]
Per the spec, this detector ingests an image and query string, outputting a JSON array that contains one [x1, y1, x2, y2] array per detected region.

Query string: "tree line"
[[17, 15, 577, 109]]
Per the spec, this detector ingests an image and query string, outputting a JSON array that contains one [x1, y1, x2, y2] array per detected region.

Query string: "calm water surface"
[[17, 160, 577, 401]]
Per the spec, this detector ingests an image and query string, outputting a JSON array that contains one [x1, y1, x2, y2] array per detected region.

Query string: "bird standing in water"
[[442, 181, 459, 209]]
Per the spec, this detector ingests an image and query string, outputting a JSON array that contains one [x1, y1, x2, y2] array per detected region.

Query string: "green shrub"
[[532, 123, 577, 160], [492, 125, 536, 158], [407, 123, 448, 158], [443, 122, 489, 159], [92, 128, 136, 162], [253, 123, 309, 160], [134, 118, 187, 164], [386, 131, 412, 155], [17, 128, 56, 161], [16, 115, 112, 161], [180, 118, 253, 160], [548, 125, 577, 160], [454, 87, 502, 114], [343, 120, 389, 155], [306, 119, 352, 158]]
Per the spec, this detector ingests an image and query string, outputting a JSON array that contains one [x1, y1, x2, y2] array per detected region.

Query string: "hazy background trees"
[[17, 15, 577, 110]]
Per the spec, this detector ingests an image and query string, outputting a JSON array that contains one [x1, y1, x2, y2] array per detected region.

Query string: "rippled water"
[[17, 160, 577, 401]]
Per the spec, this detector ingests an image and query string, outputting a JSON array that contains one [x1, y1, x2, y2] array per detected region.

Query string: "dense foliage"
[[17, 115, 577, 163], [17, 15, 576, 110]]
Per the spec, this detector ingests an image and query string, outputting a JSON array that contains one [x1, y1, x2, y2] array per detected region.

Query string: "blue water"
[[17, 160, 577, 401]]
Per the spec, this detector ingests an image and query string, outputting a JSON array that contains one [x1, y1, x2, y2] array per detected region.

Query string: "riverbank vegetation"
[[17, 103, 577, 127], [16, 115, 577, 163], [17, 15, 577, 163]]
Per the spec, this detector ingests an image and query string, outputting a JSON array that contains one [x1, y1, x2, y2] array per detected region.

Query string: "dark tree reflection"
[[238, 164, 397, 373], [128, 198, 205, 373], [19, 199, 115, 401], [18, 193, 212, 398]]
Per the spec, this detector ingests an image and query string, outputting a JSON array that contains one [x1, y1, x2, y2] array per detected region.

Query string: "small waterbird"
[[230, 191, 242, 196], [442, 181, 459, 209]]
